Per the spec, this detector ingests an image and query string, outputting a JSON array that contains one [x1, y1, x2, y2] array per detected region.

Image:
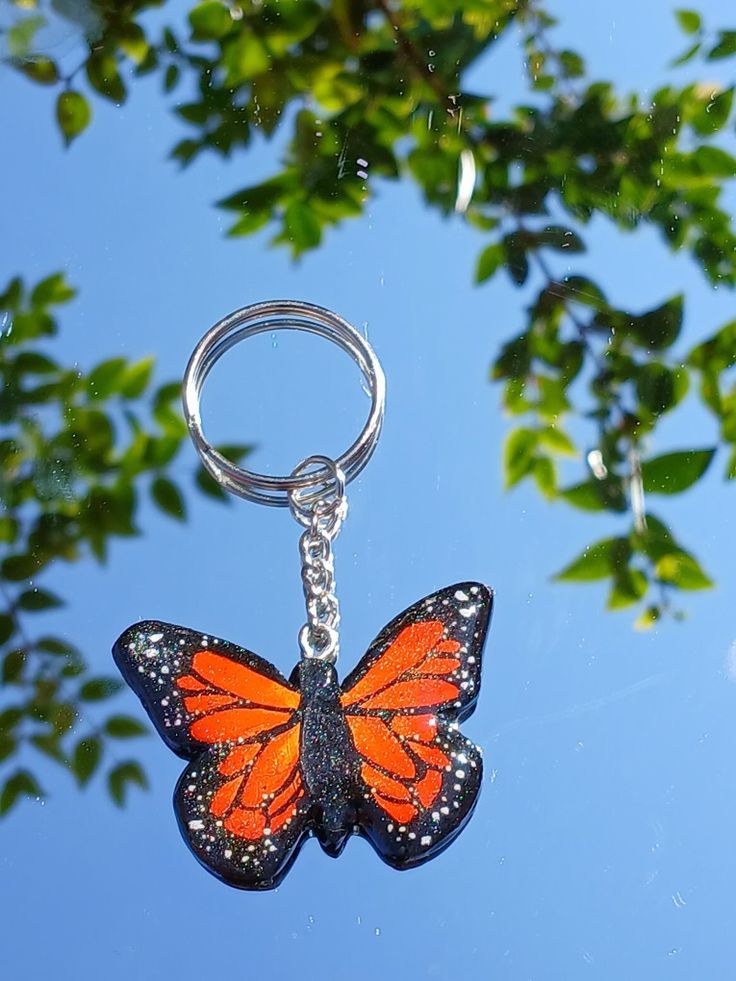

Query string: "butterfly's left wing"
[[340, 583, 492, 869], [113, 621, 309, 890]]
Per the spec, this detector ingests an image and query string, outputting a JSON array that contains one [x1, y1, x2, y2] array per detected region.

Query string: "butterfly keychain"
[[113, 300, 493, 890]]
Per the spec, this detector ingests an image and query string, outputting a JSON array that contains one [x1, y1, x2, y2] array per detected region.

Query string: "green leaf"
[[195, 465, 228, 500], [641, 449, 715, 494], [0, 708, 23, 733], [218, 178, 287, 214], [693, 145, 736, 177], [214, 443, 252, 464], [36, 636, 76, 656], [630, 296, 683, 350], [222, 33, 270, 85], [155, 382, 181, 404], [503, 428, 538, 488], [51, 703, 77, 735], [688, 319, 736, 372], [636, 363, 677, 416], [538, 427, 576, 456], [708, 31, 736, 60], [79, 677, 123, 702], [119, 25, 148, 65], [0, 615, 14, 645], [189, 1, 233, 39], [554, 537, 630, 582], [104, 715, 148, 739], [504, 236, 529, 285], [559, 478, 626, 512], [56, 91, 91, 145], [2, 649, 25, 684], [532, 456, 556, 498], [151, 476, 186, 520], [7, 15, 44, 58], [493, 335, 530, 381], [119, 357, 155, 398], [0, 517, 19, 544], [72, 737, 101, 786], [19, 57, 59, 85], [475, 243, 504, 284], [145, 435, 181, 468], [0, 734, 16, 764], [1, 552, 44, 581], [153, 400, 187, 438], [108, 761, 148, 806], [635, 605, 661, 631], [670, 41, 701, 67], [0, 769, 42, 815], [171, 138, 201, 166], [226, 210, 271, 237], [16, 351, 58, 374], [29, 733, 66, 764], [675, 10, 701, 34], [635, 514, 676, 561], [607, 568, 647, 609], [17, 589, 62, 612], [559, 276, 606, 309], [559, 50, 585, 78], [536, 376, 570, 418], [164, 63, 180, 92], [283, 201, 322, 255], [177, 102, 209, 125], [655, 552, 713, 590], [31, 272, 76, 306], [87, 358, 127, 399], [691, 87, 734, 136], [86, 51, 126, 103]]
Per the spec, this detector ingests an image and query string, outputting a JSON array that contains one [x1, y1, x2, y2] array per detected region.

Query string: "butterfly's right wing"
[[340, 583, 492, 870], [114, 620, 310, 890]]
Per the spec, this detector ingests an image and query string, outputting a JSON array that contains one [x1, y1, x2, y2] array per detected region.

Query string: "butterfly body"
[[296, 658, 359, 857], [113, 582, 493, 890]]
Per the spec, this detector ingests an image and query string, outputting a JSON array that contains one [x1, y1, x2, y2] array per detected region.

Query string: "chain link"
[[289, 456, 347, 663]]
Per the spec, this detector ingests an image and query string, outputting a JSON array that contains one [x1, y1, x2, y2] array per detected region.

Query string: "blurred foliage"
[[0, 272, 250, 814], [1, 0, 736, 633]]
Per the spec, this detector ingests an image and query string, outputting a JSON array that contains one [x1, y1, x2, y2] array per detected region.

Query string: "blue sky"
[[1, 1, 736, 978]]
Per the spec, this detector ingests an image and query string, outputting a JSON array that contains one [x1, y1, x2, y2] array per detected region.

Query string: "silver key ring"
[[182, 300, 386, 507]]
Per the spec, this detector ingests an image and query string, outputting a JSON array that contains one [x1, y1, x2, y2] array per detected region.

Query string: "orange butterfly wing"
[[340, 583, 492, 867], [113, 621, 308, 889]]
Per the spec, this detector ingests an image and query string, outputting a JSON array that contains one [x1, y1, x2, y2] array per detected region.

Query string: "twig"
[[374, 0, 453, 107]]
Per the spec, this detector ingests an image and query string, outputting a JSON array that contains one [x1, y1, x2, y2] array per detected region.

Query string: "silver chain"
[[289, 456, 347, 663]]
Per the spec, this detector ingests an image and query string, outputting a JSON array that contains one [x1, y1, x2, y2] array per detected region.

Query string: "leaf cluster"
[[0, 273, 249, 814]]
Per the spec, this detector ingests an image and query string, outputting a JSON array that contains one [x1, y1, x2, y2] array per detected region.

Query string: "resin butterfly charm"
[[113, 582, 492, 890]]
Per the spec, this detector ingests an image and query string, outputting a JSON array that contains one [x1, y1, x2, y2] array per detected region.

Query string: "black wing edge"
[[173, 754, 312, 891], [360, 731, 484, 873], [111, 618, 296, 759], [342, 581, 494, 723]]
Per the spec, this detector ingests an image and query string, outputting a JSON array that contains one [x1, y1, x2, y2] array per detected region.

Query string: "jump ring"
[[289, 455, 346, 528], [182, 301, 385, 508]]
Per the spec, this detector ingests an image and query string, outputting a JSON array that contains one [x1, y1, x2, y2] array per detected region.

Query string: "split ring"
[[182, 300, 386, 507]]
